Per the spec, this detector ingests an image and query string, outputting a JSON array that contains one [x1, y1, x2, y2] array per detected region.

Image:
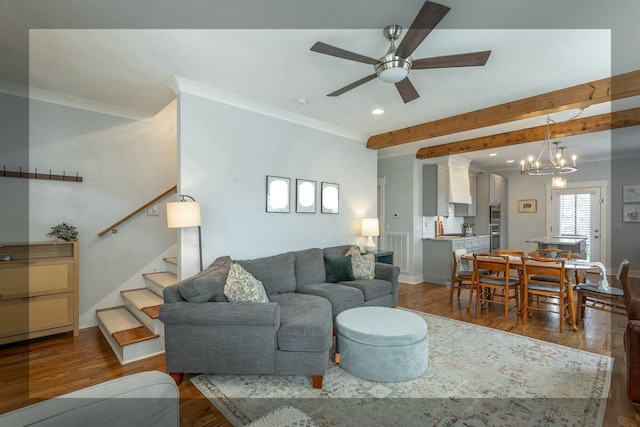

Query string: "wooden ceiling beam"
[[368, 69, 640, 150], [415, 108, 640, 159]]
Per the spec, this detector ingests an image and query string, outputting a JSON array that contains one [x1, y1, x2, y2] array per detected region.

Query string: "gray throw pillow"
[[178, 255, 232, 303]]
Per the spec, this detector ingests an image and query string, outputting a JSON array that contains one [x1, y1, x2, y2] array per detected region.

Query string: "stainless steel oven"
[[489, 223, 500, 251], [490, 204, 501, 224]]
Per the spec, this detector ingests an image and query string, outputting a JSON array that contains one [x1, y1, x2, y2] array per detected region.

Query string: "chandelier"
[[520, 116, 578, 176]]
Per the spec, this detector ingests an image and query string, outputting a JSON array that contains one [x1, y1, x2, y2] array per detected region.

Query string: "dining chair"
[[530, 248, 572, 260], [576, 260, 630, 326], [528, 249, 572, 283], [473, 253, 520, 322], [521, 256, 574, 332], [450, 249, 473, 302], [497, 249, 525, 280], [498, 250, 525, 257]]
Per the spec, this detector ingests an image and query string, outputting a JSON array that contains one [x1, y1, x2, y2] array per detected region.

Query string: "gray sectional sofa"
[[159, 245, 400, 389]]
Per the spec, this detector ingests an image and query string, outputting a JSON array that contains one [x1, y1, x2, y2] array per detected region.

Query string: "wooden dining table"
[[461, 254, 598, 331]]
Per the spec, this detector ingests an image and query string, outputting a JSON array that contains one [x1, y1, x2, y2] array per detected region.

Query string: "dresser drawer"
[[0, 258, 74, 300], [0, 292, 74, 341]]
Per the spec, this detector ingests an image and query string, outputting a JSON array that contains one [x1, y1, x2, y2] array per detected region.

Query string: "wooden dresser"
[[0, 241, 79, 345]]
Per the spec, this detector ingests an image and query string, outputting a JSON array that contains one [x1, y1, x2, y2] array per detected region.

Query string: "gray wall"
[[0, 95, 177, 327], [176, 91, 377, 277], [612, 158, 640, 274]]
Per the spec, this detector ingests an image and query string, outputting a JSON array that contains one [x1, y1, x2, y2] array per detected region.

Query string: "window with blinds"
[[557, 191, 596, 259]]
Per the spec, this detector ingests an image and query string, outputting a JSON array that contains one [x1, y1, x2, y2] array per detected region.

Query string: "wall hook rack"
[[1, 165, 83, 183]]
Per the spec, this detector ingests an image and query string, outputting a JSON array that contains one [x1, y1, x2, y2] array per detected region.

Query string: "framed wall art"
[[623, 185, 640, 203], [296, 179, 316, 213], [518, 199, 537, 213], [321, 182, 339, 214], [266, 175, 290, 213], [623, 203, 640, 222]]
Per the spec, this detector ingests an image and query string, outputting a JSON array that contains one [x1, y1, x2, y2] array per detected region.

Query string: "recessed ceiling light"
[[489, 153, 498, 157], [371, 108, 385, 115], [506, 160, 515, 163]]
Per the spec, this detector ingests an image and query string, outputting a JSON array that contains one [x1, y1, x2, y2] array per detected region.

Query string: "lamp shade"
[[167, 201, 201, 228], [361, 218, 380, 237]]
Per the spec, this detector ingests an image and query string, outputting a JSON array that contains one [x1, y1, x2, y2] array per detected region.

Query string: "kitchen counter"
[[422, 235, 490, 285], [526, 236, 587, 259], [526, 236, 587, 245]]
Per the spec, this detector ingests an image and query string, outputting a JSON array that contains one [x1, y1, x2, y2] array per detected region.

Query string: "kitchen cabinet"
[[422, 236, 490, 285], [490, 174, 506, 205], [454, 172, 476, 217], [423, 164, 449, 217], [475, 172, 507, 236], [0, 241, 79, 345]]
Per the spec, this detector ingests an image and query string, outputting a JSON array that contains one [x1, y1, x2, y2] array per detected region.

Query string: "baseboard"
[[398, 273, 423, 285]]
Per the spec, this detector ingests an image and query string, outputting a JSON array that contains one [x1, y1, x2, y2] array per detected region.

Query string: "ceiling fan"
[[310, 0, 491, 103]]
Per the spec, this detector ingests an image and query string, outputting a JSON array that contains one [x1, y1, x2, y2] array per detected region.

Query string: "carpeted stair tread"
[[121, 288, 163, 309], [163, 257, 177, 266], [97, 307, 143, 335], [143, 271, 177, 288], [97, 307, 159, 347]]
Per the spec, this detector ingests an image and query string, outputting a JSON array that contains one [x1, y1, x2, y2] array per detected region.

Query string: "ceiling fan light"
[[375, 55, 412, 83]]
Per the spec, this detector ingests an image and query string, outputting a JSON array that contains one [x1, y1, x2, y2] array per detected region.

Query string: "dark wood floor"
[[1, 281, 639, 427]]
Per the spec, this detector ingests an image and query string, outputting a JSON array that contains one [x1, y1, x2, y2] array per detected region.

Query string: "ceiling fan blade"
[[396, 1, 450, 59], [395, 78, 420, 103], [311, 41, 378, 65], [412, 51, 492, 69], [327, 74, 378, 97]]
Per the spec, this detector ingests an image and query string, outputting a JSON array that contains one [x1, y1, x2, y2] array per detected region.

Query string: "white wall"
[[377, 154, 428, 283], [0, 95, 177, 328], [176, 91, 377, 278]]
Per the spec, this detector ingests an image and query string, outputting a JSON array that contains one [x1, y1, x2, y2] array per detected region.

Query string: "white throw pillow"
[[224, 262, 269, 303], [345, 245, 375, 280]]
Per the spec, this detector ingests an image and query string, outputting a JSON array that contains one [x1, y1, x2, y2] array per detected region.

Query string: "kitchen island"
[[526, 236, 587, 259], [423, 235, 490, 285]]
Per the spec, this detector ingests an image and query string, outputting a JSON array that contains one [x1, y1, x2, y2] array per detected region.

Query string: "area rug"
[[192, 309, 613, 427]]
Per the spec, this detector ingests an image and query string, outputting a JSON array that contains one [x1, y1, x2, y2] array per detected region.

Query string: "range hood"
[[447, 157, 472, 204]]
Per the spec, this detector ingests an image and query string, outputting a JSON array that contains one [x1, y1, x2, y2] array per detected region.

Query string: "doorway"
[[548, 181, 606, 262]]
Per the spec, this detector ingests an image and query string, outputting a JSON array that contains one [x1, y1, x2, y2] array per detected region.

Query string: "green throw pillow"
[[324, 255, 354, 283]]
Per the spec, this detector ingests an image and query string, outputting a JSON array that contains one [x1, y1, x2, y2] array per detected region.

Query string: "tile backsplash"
[[423, 205, 465, 238]]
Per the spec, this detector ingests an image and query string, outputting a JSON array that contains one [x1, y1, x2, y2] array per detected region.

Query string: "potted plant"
[[47, 223, 79, 241]]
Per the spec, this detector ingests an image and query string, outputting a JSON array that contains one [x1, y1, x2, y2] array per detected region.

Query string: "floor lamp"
[[166, 194, 203, 271]]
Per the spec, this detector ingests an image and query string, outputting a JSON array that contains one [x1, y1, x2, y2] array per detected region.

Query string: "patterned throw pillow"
[[345, 245, 375, 280], [224, 262, 269, 303]]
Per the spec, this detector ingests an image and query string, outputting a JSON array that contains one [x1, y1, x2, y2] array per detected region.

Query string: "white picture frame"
[[623, 185, 640, 203], [623, 203, 640, 222]]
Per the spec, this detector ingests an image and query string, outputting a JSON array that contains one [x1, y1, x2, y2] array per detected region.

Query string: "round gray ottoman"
[[335, 307, 428, 382]]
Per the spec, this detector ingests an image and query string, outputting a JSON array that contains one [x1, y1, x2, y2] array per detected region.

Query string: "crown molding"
[[168, 76, 366, 143], [0, 80, 155, 122]]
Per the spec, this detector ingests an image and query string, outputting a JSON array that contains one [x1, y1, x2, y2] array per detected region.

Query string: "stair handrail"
[[98, 185, 177, 236]]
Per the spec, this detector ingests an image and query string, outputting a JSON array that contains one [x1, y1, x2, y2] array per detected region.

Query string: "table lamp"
[[167, 194, 203, 271], [361, 218, 379, 253]]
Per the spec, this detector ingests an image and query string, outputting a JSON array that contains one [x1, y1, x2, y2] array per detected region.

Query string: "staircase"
[[96, 257, 178, 364]]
